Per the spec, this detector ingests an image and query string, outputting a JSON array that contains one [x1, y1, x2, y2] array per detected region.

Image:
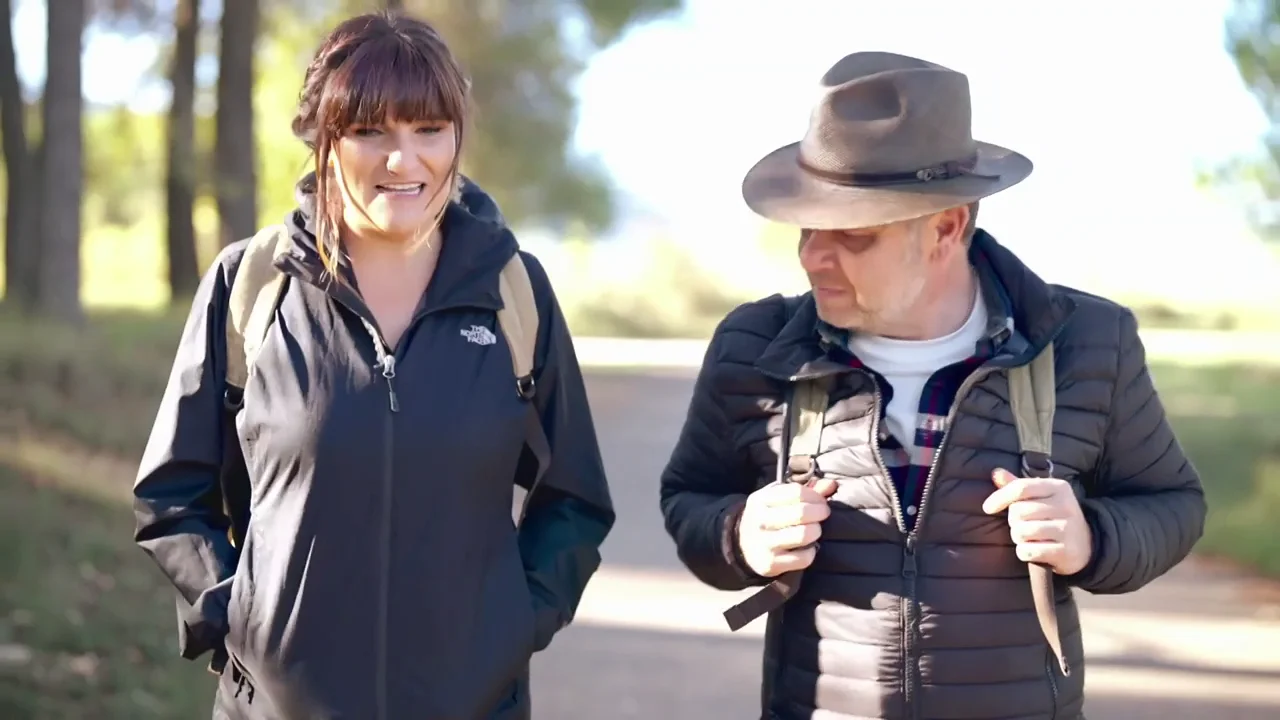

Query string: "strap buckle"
[[516, 374, 536, 401], [786, 455, 823, 484], [1020, 451, 1054, 478]]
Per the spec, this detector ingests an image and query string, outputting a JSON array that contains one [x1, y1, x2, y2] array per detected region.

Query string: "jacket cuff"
[[179, 579, 234, 660], [1063, 499, 1107, 589], [531, 598, 561, 653], [720, 496, 767, 585]]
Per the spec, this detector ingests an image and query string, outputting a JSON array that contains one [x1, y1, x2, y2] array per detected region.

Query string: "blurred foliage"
[[190, 0, 675, 234], [390, 0, 680, 233], [1223, 0, 1280, 241], [560, 237, 749, 338], [6, 0, 681, 260]]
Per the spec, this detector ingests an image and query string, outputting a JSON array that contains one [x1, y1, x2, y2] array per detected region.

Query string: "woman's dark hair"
[[292, 11, 470, 278]]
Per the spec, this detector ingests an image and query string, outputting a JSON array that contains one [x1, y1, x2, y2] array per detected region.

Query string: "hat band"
[[798, 153, 999, 187]]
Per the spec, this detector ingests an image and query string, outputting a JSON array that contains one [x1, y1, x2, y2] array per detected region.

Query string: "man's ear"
[[926, 205, 970, 258]]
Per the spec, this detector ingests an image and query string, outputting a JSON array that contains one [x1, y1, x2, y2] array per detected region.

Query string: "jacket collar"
[[275, 174, 518, 315]]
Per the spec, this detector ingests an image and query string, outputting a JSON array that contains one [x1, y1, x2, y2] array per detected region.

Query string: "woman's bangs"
[[320, 35, 463, 131]]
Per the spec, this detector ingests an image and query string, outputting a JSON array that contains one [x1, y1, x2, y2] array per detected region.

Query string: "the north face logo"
[[461, 325, 497, 346]]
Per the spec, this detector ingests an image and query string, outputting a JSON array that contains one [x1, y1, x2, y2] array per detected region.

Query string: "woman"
[[132, 11, 614, 720]]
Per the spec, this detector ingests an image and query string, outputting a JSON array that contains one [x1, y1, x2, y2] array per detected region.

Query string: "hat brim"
[[741, 140, 1033, 230]]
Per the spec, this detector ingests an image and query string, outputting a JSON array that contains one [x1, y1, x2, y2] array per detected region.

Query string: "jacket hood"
[[278, 171, 519, 314]]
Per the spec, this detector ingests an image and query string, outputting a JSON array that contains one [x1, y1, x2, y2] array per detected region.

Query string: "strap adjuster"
[[516, 374, 536, 401], [786, 455, 822, 484]]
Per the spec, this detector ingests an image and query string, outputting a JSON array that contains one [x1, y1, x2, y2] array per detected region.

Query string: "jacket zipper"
[[307, 273, 482, 718], [360, 319, 398, 720], [861, 375, 916, 714], [1045, 647, 1060, 719], [900, 319, 1074, 714], [889, 365, 998, 719]]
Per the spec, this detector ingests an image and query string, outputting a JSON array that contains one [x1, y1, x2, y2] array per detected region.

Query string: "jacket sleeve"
[[132, 246, 242, 662], [513, 252, 615, 652], [1067, 309, 1207, 594], [658, 318, 768, 592]]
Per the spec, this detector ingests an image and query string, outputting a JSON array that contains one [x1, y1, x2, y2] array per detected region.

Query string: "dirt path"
[[529, 555, 1280, 719], [526, 370, 1280, 719]]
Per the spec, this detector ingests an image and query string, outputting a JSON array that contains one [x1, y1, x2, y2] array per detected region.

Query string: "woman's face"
[[330, 116, 458, 244]]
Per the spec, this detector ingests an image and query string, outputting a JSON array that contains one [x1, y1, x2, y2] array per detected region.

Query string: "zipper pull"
[[902, 536, 917, 577], [380, 355, 399, 413]]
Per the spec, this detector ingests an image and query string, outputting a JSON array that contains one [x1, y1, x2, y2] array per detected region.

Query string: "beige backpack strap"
[[225, 225, 291, 392], [1008, 342, 1071, 677], [1009, 343, 1057, 473], [786, 377, 829, 482], [496, 252, 539, 400], [723, 377, 830, 632], [497, 251, 552, 520]]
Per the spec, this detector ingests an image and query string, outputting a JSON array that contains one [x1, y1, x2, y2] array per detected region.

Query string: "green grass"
[[0, 308, 186, 458], [0, 458, 215, 719], [1148, 363, 1280, 574]]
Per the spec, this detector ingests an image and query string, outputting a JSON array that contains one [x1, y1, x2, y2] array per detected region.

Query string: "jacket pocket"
[[490, 667, 530, 719], [224, 573, 249, 657], [472, 534, 539, 714], [224, 518, 271, 658]]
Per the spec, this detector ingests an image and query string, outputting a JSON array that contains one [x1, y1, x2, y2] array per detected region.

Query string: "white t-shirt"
[[846, 285, 987, 457]]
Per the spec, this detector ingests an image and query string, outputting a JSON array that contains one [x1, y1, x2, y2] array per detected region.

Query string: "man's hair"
[[963, 201, 980, 244]]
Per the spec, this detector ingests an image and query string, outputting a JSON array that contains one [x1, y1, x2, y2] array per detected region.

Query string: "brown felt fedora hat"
[[742, 51, 1033, 230]]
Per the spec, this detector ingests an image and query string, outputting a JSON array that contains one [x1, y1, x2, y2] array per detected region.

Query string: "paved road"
[[523, 369, 1280, 719]]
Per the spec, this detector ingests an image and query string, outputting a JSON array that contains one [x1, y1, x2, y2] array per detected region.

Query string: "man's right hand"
[[737, 477, 838, 577]]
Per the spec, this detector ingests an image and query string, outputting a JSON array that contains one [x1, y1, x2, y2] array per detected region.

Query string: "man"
[[658, 51, 1206, 720]]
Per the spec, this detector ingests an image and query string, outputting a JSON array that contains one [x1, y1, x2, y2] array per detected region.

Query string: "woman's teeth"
[[377, 183, 424, 195]]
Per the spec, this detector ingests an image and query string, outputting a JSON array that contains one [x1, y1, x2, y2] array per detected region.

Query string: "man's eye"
[[838, 233, 877, 252]]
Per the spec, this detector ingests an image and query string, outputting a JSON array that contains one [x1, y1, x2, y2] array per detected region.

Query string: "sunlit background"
[[1, 1, 1278, 718]]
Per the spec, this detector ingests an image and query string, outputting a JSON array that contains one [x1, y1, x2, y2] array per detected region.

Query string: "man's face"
[[798, 210, 965, 336]]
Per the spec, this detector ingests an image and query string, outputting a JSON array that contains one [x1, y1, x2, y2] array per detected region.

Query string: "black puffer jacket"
[[134, 178, 614, 719], [659, 231, 1206, 720]]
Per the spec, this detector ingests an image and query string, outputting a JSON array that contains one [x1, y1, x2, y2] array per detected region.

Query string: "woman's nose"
[[386, 148, 406, 174]]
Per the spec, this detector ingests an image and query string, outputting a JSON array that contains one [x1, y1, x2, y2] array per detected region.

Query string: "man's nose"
[[798, 230, 835, 272]]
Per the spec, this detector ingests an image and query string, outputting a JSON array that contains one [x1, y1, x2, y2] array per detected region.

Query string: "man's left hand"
[[982, 469, 1092, 576]]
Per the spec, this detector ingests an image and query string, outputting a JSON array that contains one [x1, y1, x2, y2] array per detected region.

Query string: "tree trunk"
[[37, 0, 85, 323], [0, 0, 36, 309], [214, 0, 258, 247], [165, 0, 200, 300]]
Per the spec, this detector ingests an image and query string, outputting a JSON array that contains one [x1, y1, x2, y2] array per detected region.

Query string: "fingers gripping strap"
[[1008, 343, 1070, 677], [497, 253, 538, 391], [723, 379, 830, 632]]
